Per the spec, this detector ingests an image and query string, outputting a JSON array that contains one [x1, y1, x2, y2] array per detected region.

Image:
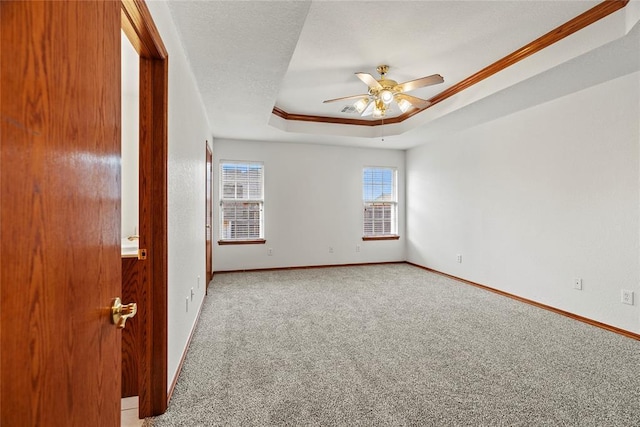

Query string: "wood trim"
[[150, 55, 169, 417], [407, 262, 640, 341], [121, 0, 169, 418], [362, 235, 400, 241], [218, 239, 266, 245], [214, 261, 406, 274], [121, 0, 167, 59], [272, 0, 629, 127], [272, 106, 406, 127]]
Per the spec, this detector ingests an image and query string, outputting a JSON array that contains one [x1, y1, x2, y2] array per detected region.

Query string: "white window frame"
[[362, 167, 398, 238], [219, 160, 265, 243]]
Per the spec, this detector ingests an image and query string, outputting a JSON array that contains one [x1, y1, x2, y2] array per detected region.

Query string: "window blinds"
[[363, 167, 397, 236], [220, 161, 264, 240]]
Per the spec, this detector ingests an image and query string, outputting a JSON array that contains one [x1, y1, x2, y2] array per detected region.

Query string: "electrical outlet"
[[621, 289, 634, 305], [267, 247, 273, 256], [329, 246, 334, 253], [573, 278, 582, 290], [456, 254, 462, 263], [356, 245, 361, 253]]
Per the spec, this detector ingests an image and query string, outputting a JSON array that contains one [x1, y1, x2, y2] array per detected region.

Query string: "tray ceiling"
[[166, 1, 639, 149]]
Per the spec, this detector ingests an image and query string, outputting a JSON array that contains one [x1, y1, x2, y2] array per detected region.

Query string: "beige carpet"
[[145, 263, 640, 426]]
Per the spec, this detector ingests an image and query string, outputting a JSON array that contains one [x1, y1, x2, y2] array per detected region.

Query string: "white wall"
[[121, 32, 139, 240], [213, 139, 405, 271], [146, 1, 212, 390], [407, 72, 640, 333]]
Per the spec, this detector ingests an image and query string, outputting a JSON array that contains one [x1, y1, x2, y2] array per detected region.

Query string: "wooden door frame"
[[206, 142, 213, 287], [121, 0, 168, 417]]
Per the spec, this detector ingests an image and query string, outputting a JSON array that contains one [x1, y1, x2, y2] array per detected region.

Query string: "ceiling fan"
[[323, 65, 444, 119]]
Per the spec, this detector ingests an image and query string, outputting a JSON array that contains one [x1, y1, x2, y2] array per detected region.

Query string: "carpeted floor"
[[144, 263, 640, 426]]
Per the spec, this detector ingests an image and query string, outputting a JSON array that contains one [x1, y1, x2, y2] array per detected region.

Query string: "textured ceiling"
[[166, 1, 639, 149], [277, 1, 594, 116]]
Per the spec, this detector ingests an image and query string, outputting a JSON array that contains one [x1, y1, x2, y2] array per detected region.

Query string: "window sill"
[[362, 235, 400, 241], [218, 239, 266, 246]]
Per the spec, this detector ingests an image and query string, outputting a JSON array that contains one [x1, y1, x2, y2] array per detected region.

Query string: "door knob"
[[111, 297, 137, 329]]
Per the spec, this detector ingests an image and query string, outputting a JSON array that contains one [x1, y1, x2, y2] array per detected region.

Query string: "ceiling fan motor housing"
[[369, 79, 398, 96]]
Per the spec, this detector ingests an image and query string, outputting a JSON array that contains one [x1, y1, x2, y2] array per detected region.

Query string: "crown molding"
[[272, 106, 410, 127]]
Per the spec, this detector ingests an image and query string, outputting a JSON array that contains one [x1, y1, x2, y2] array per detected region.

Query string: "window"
[[363, 167, 398, 239], [219, 161, 265, 243]]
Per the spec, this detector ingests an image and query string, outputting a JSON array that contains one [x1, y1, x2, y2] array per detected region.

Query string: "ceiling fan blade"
[[394, 74, 444, 93], [360, 101, 375, 117], [396, 93, 431, 109], [355, 72, 383, 90], [323, 94, 370, 104]]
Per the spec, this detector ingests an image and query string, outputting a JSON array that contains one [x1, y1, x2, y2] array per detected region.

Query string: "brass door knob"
[[111, 297, 137, 329]]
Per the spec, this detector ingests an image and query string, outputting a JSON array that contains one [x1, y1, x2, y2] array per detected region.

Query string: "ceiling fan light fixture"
[[354, 98, 369, 113], [372, 99, 386, 118], [397, 98, 412, 113], [380, 89, 394, 105]]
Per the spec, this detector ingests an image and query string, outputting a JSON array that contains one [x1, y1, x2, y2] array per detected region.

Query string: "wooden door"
[[206, 144, 213, 285], [1, 2, 122, 426]]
